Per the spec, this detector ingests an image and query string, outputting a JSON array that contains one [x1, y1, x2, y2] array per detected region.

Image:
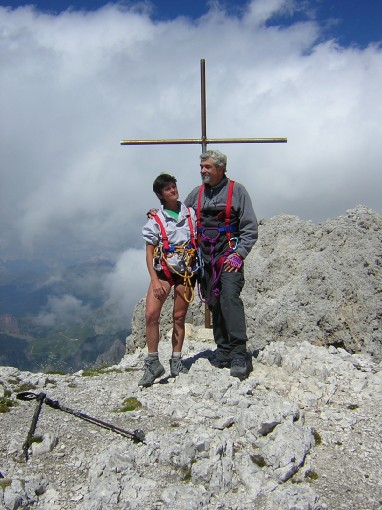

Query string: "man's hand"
[[147, 208, 158, 219], [223, 253, 243, 272]]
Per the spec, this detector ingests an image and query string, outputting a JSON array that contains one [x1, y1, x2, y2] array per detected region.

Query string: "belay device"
[[17, 391, 145, 461]]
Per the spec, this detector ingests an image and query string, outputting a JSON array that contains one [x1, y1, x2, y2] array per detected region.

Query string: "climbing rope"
[[197, 228, 240, 303], [153, 241, 200, 303]]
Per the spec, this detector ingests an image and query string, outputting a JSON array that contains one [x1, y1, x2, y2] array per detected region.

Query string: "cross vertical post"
[[201, 59, 207, 153], [199, 58, 211, 326], [121, 59, 287, 327]]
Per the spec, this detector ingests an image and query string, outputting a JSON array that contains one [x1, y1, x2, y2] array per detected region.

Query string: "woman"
[[139, 173, 198, 387]]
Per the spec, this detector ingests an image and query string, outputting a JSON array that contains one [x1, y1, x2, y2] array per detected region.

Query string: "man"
[[184, 149, 258, 380]]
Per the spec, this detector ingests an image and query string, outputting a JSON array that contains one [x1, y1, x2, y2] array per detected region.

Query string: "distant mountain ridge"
[[0, 257, 129, 372], [0, 257, 114, 315], [0, 311, 130, 373]]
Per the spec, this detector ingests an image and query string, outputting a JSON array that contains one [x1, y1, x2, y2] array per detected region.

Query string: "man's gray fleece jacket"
[[184, 176, 258, 261]]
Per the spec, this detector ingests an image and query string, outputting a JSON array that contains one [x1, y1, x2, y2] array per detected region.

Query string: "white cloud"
[[245, 0, 296, 26], [36, 294, 91, 326], [103, 248, 148, 326], [1, 0, 382, 319]]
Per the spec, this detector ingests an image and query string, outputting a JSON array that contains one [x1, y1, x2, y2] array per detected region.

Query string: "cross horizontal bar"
[[120, 137, 287, 145]]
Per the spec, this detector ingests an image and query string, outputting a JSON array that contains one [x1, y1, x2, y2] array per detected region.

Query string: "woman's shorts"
[[157, 271, 196, 287]]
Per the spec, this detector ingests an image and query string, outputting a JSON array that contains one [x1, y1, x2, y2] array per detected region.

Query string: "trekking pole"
[[20, 391, 46, 461], [17, 391, 145, 461]]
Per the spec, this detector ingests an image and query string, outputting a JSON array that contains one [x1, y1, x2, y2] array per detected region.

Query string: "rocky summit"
[[1, 206, 382, 510]]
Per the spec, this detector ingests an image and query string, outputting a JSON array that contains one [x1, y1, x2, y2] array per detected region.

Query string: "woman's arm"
[[146, 244, 166, 299], [146, 244, 157, 277]]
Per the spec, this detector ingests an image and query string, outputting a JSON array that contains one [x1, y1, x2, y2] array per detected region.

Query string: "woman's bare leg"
[[171, 284, 189, 353], [145, 279, 172, 352]]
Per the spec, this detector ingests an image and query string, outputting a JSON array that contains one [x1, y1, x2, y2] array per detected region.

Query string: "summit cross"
[[121, 59, 287, 151], [120, 59, 287, 327]]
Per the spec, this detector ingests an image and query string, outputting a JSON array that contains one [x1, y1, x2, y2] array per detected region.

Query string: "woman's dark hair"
[[153, 173, 177, 195]]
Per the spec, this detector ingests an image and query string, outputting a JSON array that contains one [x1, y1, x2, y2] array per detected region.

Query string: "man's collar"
[[205, 175, 228, 192]]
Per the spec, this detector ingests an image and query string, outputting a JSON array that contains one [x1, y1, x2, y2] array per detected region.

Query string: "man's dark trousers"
[[203, 269, 248, 362]]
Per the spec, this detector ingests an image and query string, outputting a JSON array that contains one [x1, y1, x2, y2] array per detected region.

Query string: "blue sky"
[[1, 0, 382, 324], [3, 0, 382, 47]]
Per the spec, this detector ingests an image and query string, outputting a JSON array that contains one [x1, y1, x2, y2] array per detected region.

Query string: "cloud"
[[1, 0, 382, 320], [103, 248, 148, 327], [36, 294, 92, 326], [34, 251, 147, 327]]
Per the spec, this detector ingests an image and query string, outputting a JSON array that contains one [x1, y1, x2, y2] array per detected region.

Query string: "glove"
[[225, 253, 243, 270]]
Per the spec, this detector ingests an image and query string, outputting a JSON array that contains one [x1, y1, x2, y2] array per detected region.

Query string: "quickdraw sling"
[[152, 208, 198, 303], [196, 180, 238, 300]]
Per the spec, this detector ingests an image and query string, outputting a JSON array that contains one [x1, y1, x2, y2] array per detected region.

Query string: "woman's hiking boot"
[[169, 357, 189, 377], [138, 358, 165, 387]]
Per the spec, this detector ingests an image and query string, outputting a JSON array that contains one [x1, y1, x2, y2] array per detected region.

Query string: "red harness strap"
[[152, 209, 195, 286], [225, 180, 235, 244], [187, 210, 196, 248], [196, 184, 204, 241]]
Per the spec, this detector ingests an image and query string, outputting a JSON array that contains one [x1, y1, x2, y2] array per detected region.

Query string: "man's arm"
[[183, 186, 200, 209], [236, 184, 258, 260]]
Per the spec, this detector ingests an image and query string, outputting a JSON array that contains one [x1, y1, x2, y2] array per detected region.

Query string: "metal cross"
[[121, 59, 287, 150], [121, 59, 287, 327]]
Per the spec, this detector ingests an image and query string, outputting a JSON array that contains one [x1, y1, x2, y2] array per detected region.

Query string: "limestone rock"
[[126, 206, 382, 361], [244, 206, 382, 359], [1, 207, 382, 509]]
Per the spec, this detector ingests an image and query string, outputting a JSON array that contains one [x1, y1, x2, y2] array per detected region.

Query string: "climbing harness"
[[17, 391, 145, 461], [196, 180, 238, 301], [152, 208, 200, 303]]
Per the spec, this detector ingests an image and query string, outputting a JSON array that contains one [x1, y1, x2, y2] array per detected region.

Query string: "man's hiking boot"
[[210, 356, 231, 369], [209, 349, 231, 369], [138, 358, 165, 387], [169, 357, 189, 377], [230, 354, 253, 380]]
